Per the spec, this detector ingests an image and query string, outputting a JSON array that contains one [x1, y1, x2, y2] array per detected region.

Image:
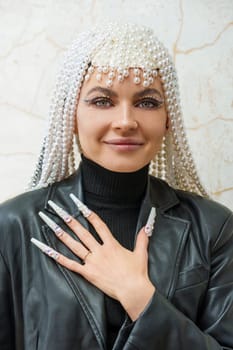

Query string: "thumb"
[[135, 228, 149, 257]]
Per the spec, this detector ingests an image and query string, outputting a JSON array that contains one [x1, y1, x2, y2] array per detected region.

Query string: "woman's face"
[[75, 68, 168, 172]]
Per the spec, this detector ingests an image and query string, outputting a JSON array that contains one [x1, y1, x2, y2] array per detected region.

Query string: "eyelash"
[[135, 98, 163, 109], [84, 97, 163, 109]]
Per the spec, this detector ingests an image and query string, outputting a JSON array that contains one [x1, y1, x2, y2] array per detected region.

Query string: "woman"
[[0, 23, 232, 350]]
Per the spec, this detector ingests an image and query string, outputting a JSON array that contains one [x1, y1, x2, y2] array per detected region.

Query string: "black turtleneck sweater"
[[80, 156, 148, 349]]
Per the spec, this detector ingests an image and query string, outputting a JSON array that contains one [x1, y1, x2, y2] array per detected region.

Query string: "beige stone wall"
[[0, 0, 232, 209]]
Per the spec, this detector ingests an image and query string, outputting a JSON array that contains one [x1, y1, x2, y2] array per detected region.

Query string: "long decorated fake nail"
[[31, 238, 59, 260], [144, 207, 156, 237], [69, 193, 92, 218], [48, 200, 72, 223], [39, 211, 63, 237]]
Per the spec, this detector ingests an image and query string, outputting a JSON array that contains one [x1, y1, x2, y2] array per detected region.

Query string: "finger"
[[135, 228, 149, 258], [60, 234, 89, 260], [69, 193, 112, 243], [135, 207, 156, 258], [48, 200, 99, 251], [39, 211, 89, 259], [84, 211, 112, 242], [57, 252, 85, 273], [31, 238, 85, 274]]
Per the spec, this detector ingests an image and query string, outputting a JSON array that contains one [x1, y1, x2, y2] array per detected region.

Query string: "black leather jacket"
[[0, 170, 232, 350]]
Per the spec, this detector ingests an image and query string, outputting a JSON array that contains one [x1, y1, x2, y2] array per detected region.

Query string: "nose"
[[112, 105, 138, 132]]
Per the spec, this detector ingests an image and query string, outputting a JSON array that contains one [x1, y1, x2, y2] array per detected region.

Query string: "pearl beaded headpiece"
[[85, 26, 160, 88], [29, 22, 207, 196]]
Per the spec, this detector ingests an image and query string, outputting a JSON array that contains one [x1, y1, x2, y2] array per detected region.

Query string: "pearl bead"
[[108, 71, 115, 79], [103, 66, 109, 73], [118, 74, 124, 82], [143, 80, 150, 87], [106, 79, 113, 87], [134, 76, 141, 84]]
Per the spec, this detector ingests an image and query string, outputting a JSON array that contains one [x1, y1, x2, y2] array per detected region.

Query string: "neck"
[[80, 155, 149, 205]]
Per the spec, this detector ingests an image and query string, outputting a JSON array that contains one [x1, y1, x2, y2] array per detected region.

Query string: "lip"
[[103, 138, 144, 151], [104, 138, 144, 145]]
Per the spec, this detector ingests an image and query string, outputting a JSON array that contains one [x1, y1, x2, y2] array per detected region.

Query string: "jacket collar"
[[42, 169, 189, 349], [43, 168, 84, 216], [43, 169, 180, 215]]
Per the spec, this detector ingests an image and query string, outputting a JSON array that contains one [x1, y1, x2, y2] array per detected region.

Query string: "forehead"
[[80, 67, 164, 97]]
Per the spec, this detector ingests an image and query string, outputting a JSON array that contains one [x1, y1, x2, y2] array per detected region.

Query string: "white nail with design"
[[69, 193, 92, 218], [145, 207, 156, 237], [39, 211, 63, 237], [48, 200, 72, 223], [31, 238, 59, 260]]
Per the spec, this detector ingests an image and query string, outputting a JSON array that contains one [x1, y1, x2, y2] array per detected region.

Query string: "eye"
[[85, 97, 114, 108], [135, 98, 163, 109]]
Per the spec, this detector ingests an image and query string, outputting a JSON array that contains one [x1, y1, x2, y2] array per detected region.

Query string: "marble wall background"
[[0, 0, 232, 209]]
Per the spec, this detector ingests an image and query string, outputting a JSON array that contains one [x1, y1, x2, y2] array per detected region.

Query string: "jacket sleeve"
[[0, 249, 15, 350], [114, 212, 233, 350]]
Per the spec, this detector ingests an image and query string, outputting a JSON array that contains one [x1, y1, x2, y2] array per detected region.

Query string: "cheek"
[[76, 111, 106, 152], [76, 109, 94, 137], [146, 117, 167, 140], [77, 122, 95, 150], [77, 109, 110, 138]]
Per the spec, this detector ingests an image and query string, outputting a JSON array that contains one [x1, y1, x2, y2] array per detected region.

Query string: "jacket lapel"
[[136, 177, 191, 299], [148, 211, 190, 299], [42, 170, 107, 350]]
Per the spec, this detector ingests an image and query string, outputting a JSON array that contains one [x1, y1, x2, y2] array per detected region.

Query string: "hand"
[[32, 196, 156, 321]]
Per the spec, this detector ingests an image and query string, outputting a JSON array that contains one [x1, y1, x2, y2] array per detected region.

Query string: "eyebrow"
[[134, 88, 163, 99], [86, 87, 117, 98], [85, 87, 163, 99]]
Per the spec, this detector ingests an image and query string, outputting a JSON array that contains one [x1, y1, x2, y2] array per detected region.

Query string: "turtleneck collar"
[[80, 155, 149, 205]]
